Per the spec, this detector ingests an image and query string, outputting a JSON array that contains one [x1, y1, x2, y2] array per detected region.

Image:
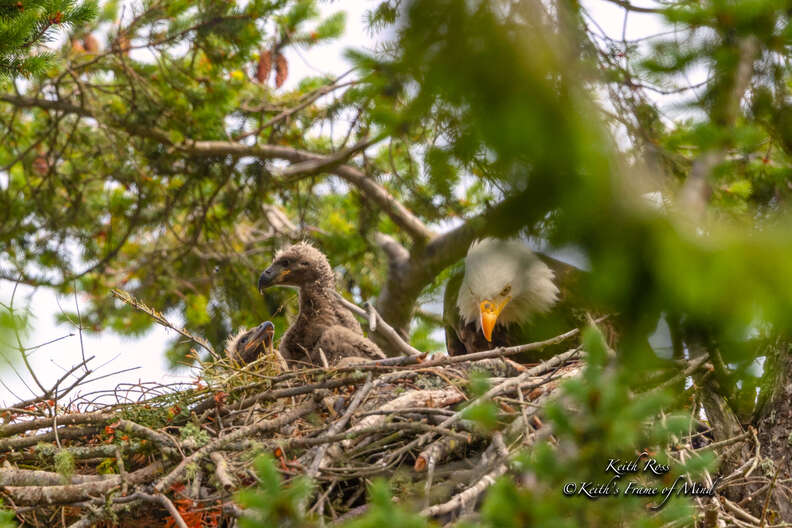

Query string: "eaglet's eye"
[[300, 261, 309, 267], [280, 258, 290, 267]]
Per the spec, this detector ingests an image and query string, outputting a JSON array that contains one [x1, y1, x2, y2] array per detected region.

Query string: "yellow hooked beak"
[[479, 297, 511, 342]]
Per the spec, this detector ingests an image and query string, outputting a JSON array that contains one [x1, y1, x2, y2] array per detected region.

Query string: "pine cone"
[[274, 53, 288, 88], [118, 34, 130, 56], [256, 50, 272, 84], [83, 34, 100, 53], [32, 154, 49, 175], [70, 39, 85, 54]]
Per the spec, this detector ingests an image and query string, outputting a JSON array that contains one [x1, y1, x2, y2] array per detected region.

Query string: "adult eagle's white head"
[[456, 238, 559, 342]]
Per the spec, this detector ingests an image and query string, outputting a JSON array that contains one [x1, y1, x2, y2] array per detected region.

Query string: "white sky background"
[[0, 0, 676, 407]]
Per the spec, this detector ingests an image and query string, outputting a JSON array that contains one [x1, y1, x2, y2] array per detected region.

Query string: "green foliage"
[[0, 502, 16, 528], [238, 457, 431, 528], [236, 454, 314, 528], [0, 0, 369, 363], [179, 421, 210, 447], [461, 400, 499, 433], [96, 457, 117, 475], [461, 372, 499, 432], [34, 441, 56, 460], [343, 480, 430, 528], [0, 0, 96, 77], [0, 297, 29, 367], [495, 327, 700, 527], [53, 449, 75, 483], [118, 390, 195, 427], [408, 318, 443, 355]]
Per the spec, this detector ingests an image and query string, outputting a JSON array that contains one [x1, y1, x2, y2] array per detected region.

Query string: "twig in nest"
[[334, 293, 415, 357], [420, 462, 508, 517], [138, 492, 189, 528], [318, 347, 330, 368], [210, 452, 236, 492], [308, 374, 374, 479], [192, 373, 367, 416], [390, 349, 582, 464], [340, 388, 466, 451], [115, 446, 128, 496], [3, 462, 164, 505], [155, 398, 319, 493]]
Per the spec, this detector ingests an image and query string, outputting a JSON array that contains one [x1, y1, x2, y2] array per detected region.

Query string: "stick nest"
[[0, 336, 762, 527]]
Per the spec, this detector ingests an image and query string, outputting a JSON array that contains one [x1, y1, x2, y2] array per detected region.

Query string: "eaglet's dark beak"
[[243, 321, 275, 356], [258, 264, 290, 293]]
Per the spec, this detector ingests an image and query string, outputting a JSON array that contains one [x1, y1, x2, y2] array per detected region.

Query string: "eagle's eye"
[[280, 258, 290, 267], [500, 285, 512, 297], [300, 261, 309, 267]]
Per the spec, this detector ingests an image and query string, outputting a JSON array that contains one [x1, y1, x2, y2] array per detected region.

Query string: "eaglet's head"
[[225, 321, 275, 364], [457, 238, 559, 341], [258, 241, 334, 292]]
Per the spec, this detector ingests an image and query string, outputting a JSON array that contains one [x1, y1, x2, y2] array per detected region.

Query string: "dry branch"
[[210, 452, 235, 492], [155, 398, 320, 493], [111, 289, 215, 356], [4, 462, 164, 506]]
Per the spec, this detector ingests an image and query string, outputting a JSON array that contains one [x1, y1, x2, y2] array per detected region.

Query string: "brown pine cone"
[[83, 33, 100, 53], [256, 49, 272, 84], [274, 53, 288, 88]]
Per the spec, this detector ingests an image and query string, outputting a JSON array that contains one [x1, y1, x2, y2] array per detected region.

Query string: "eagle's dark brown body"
[[258, 242, 383, 366]]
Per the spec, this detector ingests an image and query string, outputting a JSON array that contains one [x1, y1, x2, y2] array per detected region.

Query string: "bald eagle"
[[225, 321, 275, 364], [257, 242, 385, 366], [444, 238, 585, 359]]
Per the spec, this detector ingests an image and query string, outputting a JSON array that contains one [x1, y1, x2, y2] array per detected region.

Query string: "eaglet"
[[257, 242, 384, 367], [225, 321, 275, 364]]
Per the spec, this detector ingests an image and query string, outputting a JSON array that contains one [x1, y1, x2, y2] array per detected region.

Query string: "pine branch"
[[111, 288, 215, 356]]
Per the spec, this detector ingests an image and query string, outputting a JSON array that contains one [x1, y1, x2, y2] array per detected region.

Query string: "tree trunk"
[[750, 338, 792, 521]]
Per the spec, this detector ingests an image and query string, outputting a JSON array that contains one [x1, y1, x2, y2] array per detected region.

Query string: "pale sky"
[[0, 0, 674, 407]]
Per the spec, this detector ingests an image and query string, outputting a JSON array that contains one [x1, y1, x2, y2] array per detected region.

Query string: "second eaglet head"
[[258, 242, 334, 292], [457, 238, 559, 342], [226, 321, 275, 363]]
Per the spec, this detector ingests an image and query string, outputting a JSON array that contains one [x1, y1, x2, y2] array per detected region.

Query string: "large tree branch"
[[680, 36, 758, 220], [0, 94, 434, 244], [177, 139, 434, 241], [0, 94, 92, 117]]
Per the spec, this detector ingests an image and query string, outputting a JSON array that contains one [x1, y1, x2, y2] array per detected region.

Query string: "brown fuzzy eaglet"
[[264, 241, 385, 365]]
